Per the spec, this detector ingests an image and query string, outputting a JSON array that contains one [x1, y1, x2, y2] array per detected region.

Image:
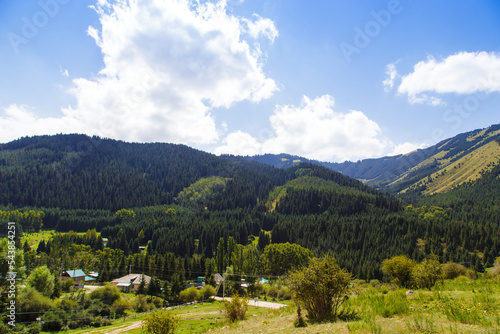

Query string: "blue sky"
[[1, 0, 499, 162]]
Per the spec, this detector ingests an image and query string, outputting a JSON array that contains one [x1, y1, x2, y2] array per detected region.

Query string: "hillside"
[[247, 123, 500, 197], [0, 134, 291, 210], [1, 132, 500, 280]]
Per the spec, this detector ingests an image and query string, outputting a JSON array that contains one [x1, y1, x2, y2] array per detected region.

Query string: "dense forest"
[[1, 134, 500, 283]]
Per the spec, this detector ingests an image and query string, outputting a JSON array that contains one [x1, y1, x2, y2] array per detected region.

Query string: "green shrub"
[[179, 286, 200, 302], [294, 306, 307, 327], [151, 295, 166, 308], [17, 286, 54, 323], [111, 298, 132, 316], [89, 283, 121, 305], [142, 311, 179, 334], [41, 312, 63, 332], [199, 285, 216, 300], [287, 254, 352, 322], [26, 266, 55, 298], [61, 278, 75, 292], [221, 294, 248, 322], [412, 258, 443, 289], [266, 286, 279, 298], [442, 262, 467, 279], [134, 294, 152, 312], [27, 322, 41, 334], [381, 255, 416, 288], [0, 324, 11, 334]]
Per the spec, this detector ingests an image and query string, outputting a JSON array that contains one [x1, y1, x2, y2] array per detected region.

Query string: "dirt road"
[[213, 297, 287, 309]]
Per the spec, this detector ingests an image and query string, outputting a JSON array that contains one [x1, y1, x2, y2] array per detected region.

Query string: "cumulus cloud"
[[1, 0, 278, 144], [216, 95, 393, 162], [398, 51, 500, 105], [214, 130, 262, 156], [0, 105, 80, 142]]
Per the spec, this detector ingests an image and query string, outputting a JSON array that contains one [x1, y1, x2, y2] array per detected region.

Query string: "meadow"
[[38, 275, 500, 334]]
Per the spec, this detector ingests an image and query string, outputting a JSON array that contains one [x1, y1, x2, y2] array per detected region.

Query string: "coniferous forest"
[[1, 134, 499, 283]]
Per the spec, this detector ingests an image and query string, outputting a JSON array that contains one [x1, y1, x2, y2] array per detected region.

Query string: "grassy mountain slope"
[[247, 123, 500, 196]]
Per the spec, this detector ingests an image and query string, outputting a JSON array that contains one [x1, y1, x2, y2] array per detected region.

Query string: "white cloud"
[[216, 95, 393, 162], [0, 105, 80, 142], [243, 14, 278, 43], [383, 61, 399, 92], [389, 141, 429, 156], [1, 0, 278, 144], [408, 94, 446, 107], [398, 51, 500, 105], [214, 130, 262, 156]]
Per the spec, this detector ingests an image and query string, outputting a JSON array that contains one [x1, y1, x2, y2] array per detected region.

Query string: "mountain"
[[1, 132, 499, 278], [247, 123, 500, 196], [0, 134, 280, 210]]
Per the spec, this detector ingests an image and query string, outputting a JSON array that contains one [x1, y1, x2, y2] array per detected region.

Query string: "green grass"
[[22, 230, 99, 249], [21, 230, 56, 249], [42, 300, 274, 334], [39, 278, 500, 333]]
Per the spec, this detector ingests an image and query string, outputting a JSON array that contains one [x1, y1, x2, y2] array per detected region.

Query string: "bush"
[[412, 258, 443, 289], [27, 322, 41, 334], [278, 287, 292, 300], [41, 312, 63, 332], [134, 294, 153, 312], [466, 269, 478, 280], [89, 283, 121, 305], [179, 287, 200, 302], [111, 298, 132, 316], [142, 311, 179, 334], [17, 286, 54, 323], [287, 254, 352, 322], [266, 286, 279, 298], [294, 306, 307, 327], [151, 295, 166, 308], [26, 266, 55, 298], [199, 285, 216, 300], [61, 278, 75, 292], [0, 324, 11, 334], [381, 255, 416, 288], [87, 299, 111, 317], [442, 262, 467, 279], [221, 294, 249, 322]]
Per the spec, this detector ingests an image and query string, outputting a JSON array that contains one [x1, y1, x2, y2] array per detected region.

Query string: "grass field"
[[21, 230, 56, 249], [22, 230, 99, 249], [41, 300, 274, 334], [210, 277, 500, 334], [36, 276, 500, 333]]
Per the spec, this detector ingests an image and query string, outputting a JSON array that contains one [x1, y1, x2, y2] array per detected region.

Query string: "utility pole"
[[222, 272, 225, 300]]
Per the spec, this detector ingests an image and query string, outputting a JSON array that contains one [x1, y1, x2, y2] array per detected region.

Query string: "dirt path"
[[102, 299, 287, 333], [105, 321, 142, 334], [213, 297, 287, 309]]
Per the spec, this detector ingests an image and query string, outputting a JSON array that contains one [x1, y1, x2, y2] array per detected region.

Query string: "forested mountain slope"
[[0, 134, 293, 210], [248, 123, 500, 196], [1, 133, 499, 280]]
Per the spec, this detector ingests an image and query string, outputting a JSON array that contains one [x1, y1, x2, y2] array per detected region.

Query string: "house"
[[61, 270, 87, 284], [186, 277, 206, 289], [214, 273, 224, 286], [61, 269, 96, 288], [111, 274, 151, 293]]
